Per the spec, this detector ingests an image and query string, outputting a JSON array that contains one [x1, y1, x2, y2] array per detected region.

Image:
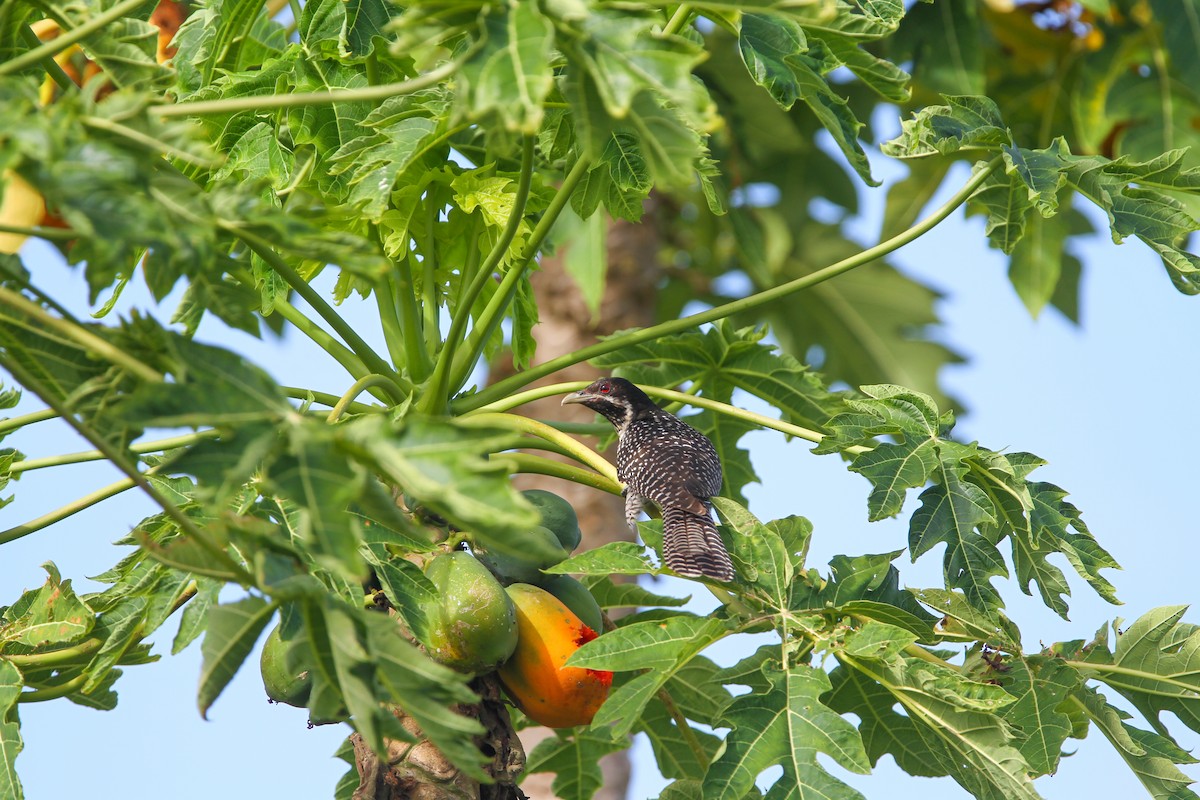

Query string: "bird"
[[561, 377, 735, 582]]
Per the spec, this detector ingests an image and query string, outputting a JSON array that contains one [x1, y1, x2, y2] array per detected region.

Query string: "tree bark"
[[490, 205, 664, 800], [350, 675, 526, 800]]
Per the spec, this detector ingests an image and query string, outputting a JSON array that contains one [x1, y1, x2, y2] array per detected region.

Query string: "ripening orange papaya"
[[497, 583, 612, 728], [0, 172, 46, 255]]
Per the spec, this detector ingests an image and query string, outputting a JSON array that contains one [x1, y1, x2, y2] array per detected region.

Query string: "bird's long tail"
[[661, 506, 735, 582]]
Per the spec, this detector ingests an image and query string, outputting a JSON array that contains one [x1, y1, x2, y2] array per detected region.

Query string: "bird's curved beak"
[[561, 389, 590, 406]]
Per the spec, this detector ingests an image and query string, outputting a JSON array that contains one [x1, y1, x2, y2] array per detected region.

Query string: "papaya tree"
[[2, 1, 1200, 799]]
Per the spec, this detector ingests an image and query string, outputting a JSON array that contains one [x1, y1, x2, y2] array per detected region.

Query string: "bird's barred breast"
[[617, 415, 722, 510]]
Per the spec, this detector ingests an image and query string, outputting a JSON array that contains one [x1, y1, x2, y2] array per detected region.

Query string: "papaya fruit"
[[260, 624, 312, 707], [522, 489, 582, 552], [0, 172, 46, 255], [535, 574, 604, 634], [497, 583, 612, 728], [475, 525, 568, 584], [421, 551, 519, 673]]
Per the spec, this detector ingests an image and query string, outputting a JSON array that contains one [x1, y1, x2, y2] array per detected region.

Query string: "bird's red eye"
[[599, 382, 611, 394]]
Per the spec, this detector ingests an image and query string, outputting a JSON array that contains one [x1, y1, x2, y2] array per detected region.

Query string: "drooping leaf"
[[835, 622, 1040, 799], [1076, 685, 1200, 800], [198, 595, 277, 718]]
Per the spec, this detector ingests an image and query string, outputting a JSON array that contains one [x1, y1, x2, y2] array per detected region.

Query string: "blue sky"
[[3, 156, 1199, 799]]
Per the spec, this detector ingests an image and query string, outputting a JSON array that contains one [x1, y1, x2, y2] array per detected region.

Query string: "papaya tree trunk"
[[350, 675, 526, 800], [490, 205, 664, 800]]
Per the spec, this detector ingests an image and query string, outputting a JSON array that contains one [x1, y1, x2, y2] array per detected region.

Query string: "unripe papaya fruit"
[[498, 583, 612, 728], [522, 489, 582, 552], [260, 624, 312, 707], [421, 551, 518, 673], [535, 574, 604, 634], [475, 525, 568, 584]]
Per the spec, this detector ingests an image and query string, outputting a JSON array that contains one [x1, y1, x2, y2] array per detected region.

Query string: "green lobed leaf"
[[299, 0, 389, 61], [338, 415, 546, 561], [543, 542, 659, 576], [360, 545, 435, 644], [712, 497, 792, 601], [458, 3, 555, 133], [1095, 606, 1200, 735], [524, 729, 628, 800], [0, 563, 93, 651], [908, 459, 1006, 613], [825, 662, 944, 778], [262, 425, 368, 581], [595, 320, 841, 434], [836, 623, 1040, 799], [571, 614, 728, 738], [361, 606, 486, 777], [173, 579, 221, 655], [704, 664, 871, 800], [569, 615, 727, 673], [992, 654, 1080, 776], [850, 437, 940, 521], [0, 660, 22, 800], [640, 700, 722, 781], [912, 587, 1022, 651], [1077, 686, 1200, 800], [580, 576, 690, 610], [198, 595, 278, 718], [882, 95, 1011, 159]]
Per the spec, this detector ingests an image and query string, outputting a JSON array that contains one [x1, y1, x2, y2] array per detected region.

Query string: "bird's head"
[[561, 377, 655, 427]]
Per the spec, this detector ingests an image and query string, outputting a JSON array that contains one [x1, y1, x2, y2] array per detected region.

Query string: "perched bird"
[[562, 377, 735, 582]]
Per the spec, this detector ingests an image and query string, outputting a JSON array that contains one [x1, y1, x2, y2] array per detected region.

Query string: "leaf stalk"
[[461, 157, 1004, 411]]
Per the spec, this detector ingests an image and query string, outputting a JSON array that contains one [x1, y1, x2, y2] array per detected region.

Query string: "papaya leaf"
[[543, 542, 658, 577], [595, 320, 841, 433], [912, 588, 1022, 652], [909, 460, 1005, 612], [362, 611, 485, 777], [458, 3, 554, 133], [525, 730, 627, 800], [837, 623, 1040, 800], [198, 595, 277, 718], [1090, 607, 1200, 735], [580, 576, 689, 610], [993, 655, 1080, 776], [338, 415, 546, 561], [640, 700, 722, 780], [0, 660, 22, 800], [704, 664, 871, 800], [1076, 686, 1200, 800], [883, 95, 1011, 158], [0, 563, 93, 651], [570, 615, 728, 738]]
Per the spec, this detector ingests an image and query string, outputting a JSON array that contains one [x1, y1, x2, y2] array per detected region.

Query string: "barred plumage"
[[562, 377, 735, 582]]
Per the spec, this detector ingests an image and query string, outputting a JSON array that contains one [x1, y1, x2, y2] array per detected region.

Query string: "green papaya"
[[260, 624, 312, 707], [535, 574, 604, 634], [475, 525, 569, 584], [422, 551, 519, 673], [522, 490, 582, 552]]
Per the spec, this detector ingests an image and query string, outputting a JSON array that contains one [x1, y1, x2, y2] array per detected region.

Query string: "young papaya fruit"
[[522, 489, 582, 552], [260, 624, 312, 707], [421, 551, 519, 673], [497, 583, 612, 728], [474, 525, 568, 584], [535, 573, 604, 634]]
